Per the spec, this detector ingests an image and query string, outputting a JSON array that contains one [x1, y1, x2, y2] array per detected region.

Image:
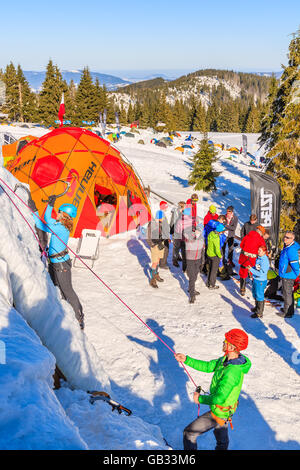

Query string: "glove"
[[28, 197, 38, 212], [47, 195, 57, 207]]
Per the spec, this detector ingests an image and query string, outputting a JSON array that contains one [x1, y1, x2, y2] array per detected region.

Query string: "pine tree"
[[127, 102, 135, 124], [74, 67, 98, 125], [16, 65, 36, 122], [263, 30, 300, 240], [39, 60, 65, 125], [192, 102, 207, 132], [188, 135, 221, 191], [2, 62, 19, 120], [244, 103, 260, 133], [259, 75, 278, 143]]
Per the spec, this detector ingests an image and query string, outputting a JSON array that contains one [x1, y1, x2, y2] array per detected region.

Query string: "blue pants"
[[252, 279, 267, 302]]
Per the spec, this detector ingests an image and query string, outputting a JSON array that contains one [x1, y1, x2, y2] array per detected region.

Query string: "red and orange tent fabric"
[[5, 127, 151, 237], [2, 135, 37, 167]]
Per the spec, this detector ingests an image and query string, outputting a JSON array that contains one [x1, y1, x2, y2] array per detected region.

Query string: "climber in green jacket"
[[175, 329, 251, 450]]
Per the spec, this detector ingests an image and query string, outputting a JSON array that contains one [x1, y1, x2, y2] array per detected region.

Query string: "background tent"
[[2, 135, 37, 167], [156, 141, 167, 148], [5, 127, 151, 238]]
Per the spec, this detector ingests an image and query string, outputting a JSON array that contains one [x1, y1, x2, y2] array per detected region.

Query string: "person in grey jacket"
[[183, 223, 204, 303], [240, 214, 258, 239], [222, 206, 238, 267]]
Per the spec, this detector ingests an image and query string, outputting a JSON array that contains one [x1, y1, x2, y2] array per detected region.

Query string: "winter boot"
[[240, 278, 246, 296], [189, 295, 196, 304], [150, 269, 158, 288], [155, 269, 164, 282], [251, 300, 264, 318], [251, 300, 258, 313]]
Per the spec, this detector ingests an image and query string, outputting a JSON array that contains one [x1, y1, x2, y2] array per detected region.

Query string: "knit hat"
[[209, 204, 217, 214], [225, 329, 248, 351], [159, 201, 168, 210]]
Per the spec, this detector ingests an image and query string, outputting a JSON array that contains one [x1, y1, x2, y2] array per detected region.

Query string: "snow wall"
[[0, 167, 111, 393], [0, 258, 87, 449]]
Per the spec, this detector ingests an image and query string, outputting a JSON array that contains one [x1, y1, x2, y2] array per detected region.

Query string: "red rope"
[[0, 177, 199, 394]]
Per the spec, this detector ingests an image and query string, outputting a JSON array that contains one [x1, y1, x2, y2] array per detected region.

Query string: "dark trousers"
[[35, 226, 48, 252], [49, 260, 84, 323], [183, 411, 229, 450], [222, 237, 234, 263], [159, 240, 169, 267], [186, 259, 201, 295], [281, 278, 295, 316], [265, 276, 282, 299], [173, 238, 186, 271], [208, 256, 220, 287]]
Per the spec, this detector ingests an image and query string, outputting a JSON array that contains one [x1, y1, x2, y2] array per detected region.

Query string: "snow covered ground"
[[0, 126, 299, 450]]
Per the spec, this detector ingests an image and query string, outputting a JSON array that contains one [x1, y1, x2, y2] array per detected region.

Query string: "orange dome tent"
[[5, 127, 151, 237]]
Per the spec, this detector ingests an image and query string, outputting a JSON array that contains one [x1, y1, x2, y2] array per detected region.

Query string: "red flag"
[[58, 93, 65, 127]]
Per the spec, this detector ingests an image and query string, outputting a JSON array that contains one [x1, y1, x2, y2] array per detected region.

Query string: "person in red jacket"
[[186, 193, 199, 231], [204, 205, 219, 226], [238, 225, 266, 296]]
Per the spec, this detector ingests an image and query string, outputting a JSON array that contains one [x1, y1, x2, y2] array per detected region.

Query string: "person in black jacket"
[[147, 210, 170, 288], [170, 201, 186, 268], [240, 214, 258, 239], [222, 206, 238, 267]]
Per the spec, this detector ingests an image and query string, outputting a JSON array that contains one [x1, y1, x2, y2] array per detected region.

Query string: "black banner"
[[249, 170, 282, 249]]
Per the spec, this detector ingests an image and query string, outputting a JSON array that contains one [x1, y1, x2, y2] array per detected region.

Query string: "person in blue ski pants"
[[248, 245, 270, 318]]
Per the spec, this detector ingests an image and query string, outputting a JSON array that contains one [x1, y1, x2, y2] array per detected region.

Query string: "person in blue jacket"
[[44, 195, 85, 329], [247, 245, 270, 318], [276, 231, 300, 318]]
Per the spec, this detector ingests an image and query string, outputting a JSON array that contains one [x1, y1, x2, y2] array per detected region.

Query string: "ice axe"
[[41, 180, 71, 203]]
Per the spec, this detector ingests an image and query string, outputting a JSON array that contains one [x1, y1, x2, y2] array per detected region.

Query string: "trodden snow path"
[[2, 126, 300, 449], [68, 131, 300, 450]]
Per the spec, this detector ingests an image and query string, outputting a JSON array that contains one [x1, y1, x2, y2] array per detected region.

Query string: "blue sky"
[[1, 0, 299, 74]]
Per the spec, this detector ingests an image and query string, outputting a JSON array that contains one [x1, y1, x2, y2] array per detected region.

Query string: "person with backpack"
[[276, 231, 300, 318], [158, 201, 170, 270], [170, 201, 186, 268], [222, 206, 238, 267], [248, 245, 270, 318], [206, 223, 226, 289], [147, 210, 170, 288], [174, 207, 193, 273], [183, 222, 204, 303], [174, 329, 251, 451], [44, 195, 84, 330]]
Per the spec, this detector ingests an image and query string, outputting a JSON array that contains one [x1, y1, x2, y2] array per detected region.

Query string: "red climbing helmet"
[[225, 329, 248, 351]]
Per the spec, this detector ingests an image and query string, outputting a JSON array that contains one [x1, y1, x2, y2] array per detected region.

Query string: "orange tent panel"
[[5, 127, 151, 237]]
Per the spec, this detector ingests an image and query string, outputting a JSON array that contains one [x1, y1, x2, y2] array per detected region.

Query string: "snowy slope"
[[1, 127, 299, 450], [0, 168, 110, 393], [0, 259, 87, 450]]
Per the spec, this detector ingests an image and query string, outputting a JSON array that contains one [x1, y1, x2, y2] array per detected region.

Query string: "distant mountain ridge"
[[23, 70, 132, 91]]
